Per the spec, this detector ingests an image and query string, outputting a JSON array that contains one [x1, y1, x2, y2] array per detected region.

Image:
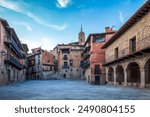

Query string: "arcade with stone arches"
[[106, 56, 150, 88]]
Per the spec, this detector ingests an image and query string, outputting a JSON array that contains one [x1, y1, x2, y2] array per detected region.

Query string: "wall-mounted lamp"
[[1, 50, 7, 56]]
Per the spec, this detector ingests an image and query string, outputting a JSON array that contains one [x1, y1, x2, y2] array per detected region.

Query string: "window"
[[94, 36, 105, 43], [130, 37, 136, 53], [64, 62, 68, 67], [70, 60, 73, 66], [50, 66, 52, 71], [80, 61, 84, 67], [63, 55, 68, 60], [115, 47, 119, 59], [61, 49, 70, 54], [95, 65, 101, 74]]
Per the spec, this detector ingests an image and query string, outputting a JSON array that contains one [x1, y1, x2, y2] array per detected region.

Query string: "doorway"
[[95, 76, 100, 85]]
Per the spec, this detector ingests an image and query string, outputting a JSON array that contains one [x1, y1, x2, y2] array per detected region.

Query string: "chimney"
[[105, 27, 113, 33]]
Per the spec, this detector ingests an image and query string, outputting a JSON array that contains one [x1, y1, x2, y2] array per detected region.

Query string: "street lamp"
[[1, 50, 7, 56]]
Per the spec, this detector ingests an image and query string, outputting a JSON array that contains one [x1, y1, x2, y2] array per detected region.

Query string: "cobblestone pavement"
[[0, 79, 150, 100]]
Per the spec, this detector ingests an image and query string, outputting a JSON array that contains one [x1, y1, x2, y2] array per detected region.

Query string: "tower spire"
[[81, 25, 83, 32]]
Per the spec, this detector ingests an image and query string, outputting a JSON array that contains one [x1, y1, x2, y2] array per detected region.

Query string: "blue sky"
[[0, 0, 146, 52]]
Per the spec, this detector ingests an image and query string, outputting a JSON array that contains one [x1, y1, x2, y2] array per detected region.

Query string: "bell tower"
[[78, 25, 85, 45]]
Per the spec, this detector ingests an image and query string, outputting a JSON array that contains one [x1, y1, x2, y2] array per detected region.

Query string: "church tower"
[[78, 25, 85, 45]]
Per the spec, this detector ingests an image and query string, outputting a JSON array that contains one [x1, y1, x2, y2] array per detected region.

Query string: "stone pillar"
[[106, 68, 109, 82], [140, 68, 145, 88], [114, 67, 116, 85], [124, 70, 127, 86]]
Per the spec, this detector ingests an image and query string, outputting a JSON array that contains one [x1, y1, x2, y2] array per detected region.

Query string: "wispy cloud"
[[56, 0, 71, 8], [118, 11, 124, 23], [14, 22, 32, 31], [27, 13, 68, 30], [0, 0, 22, 12], [0, 0, 68, 30]]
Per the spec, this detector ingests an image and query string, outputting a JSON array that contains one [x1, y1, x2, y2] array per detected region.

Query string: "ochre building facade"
[[56, 27, 85, 79]]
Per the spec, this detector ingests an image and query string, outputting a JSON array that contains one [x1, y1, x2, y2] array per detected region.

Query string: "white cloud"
[[0, 0, 68, 31], [14, 22, 32, 31], [0, 0, 21, 12], [27, 13, 68, 30], [56, 0, 71, 8], [118, 11, 124, 23]]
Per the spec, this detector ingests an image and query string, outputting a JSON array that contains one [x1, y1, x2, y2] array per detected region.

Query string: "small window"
[[130, 37, 136, 53], [115, 47, 119, 59], [70, 60, 73, 66], [95, 65, 101, 74], [94, 36, 105, 43], [64, 62, 68, 67], [63, 55, 68, 60]]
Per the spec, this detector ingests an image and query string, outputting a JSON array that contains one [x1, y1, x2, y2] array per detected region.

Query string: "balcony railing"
[[4, 55, 23, 70], [62, 65, 70, 69], [4, 36, 23, 58], [94, 70, 101, 74], [104, 35, 150, 64]]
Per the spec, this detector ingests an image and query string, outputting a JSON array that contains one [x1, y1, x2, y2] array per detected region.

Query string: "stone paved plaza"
[[0, 79, 150, 100]]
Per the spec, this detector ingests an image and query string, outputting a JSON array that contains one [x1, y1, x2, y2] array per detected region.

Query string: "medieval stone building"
[[28, 47, 55, 79], [0, 18, 28, 84], [102, 1, 150, 88], [55, 26, 85, 79]]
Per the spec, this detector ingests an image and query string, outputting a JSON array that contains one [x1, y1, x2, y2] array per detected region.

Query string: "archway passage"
[[108, 67, 114, 82], [127, 62, 140, 86], [145, 59, 150, 87], [116, 65, 124, 85]]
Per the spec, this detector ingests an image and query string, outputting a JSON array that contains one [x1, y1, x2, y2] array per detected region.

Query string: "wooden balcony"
[[4, 55, 23, 70], [4, 36, 24, 58]]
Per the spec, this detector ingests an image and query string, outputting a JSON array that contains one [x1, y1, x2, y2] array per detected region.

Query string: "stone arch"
[[116, 65, 124, 85], [126, 62, 141, 86], [144, 58, 150, 87], [108, 67, 114, 82]]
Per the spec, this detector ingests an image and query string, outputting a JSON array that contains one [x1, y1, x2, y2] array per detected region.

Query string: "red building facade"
[[82, 27, 116, 84]]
